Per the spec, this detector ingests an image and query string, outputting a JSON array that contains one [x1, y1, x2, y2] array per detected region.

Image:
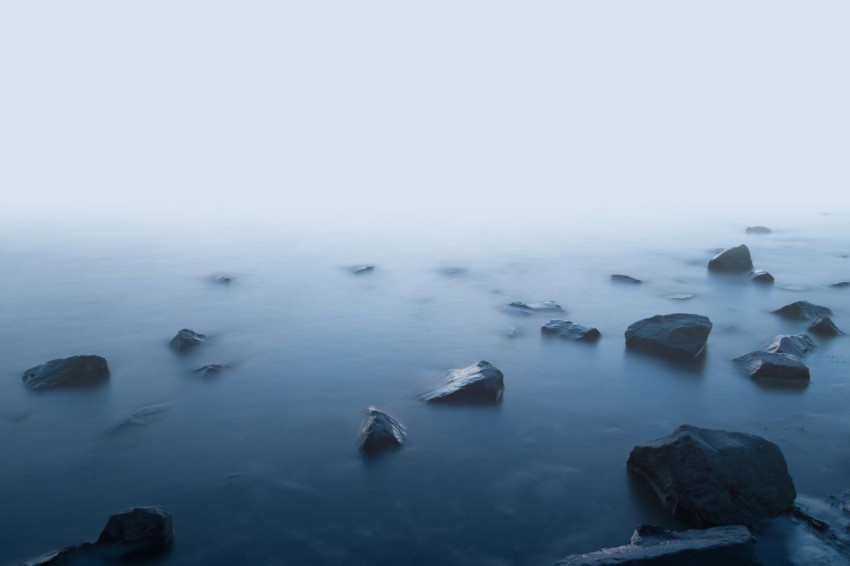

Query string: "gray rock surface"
[[555, 524, 758, 565], [421, 360, 504, 403], [809, 316, 844, 337], [357, 407, 407, 455], [764, 334, 816, 358], [611, 274, 642, 284], [624, 314, 712, 358], [745, 226, 772, 234], [169, 328, 207, 352], [22, 355, 110, 390], [627, 425, 796, 527], [733, 351, 810, 382], [748, 270, 774, 284], [708, 245, 754, 272], [773, 301, 833, 320], [541, 319, 601, 341], [504, 301, 564, 315]]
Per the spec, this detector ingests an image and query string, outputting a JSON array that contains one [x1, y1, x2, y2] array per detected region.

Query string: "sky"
[[1, 2, 848, 230]]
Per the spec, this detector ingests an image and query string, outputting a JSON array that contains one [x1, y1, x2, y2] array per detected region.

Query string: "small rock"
[[734, 351, 810, 382], [215, 275, 232, 284], [746, 226, 772, 234], [809, 316, 844, 337], [170, 329, 207, 352], [350, 265, 375, 274], [541, 319, 601, 341], [667, 293, 696, 301], [192, 364, 230, 377], [748, 270, 774, 284], [765, 334, 817, 358], [708, 244, 754, 272], [22, 355, 110, 390], [611, 274, 642, 284], [624, 313, 712, 359], [421, 360, 504, 403], [773, 301, 833, 320], [357, 407, 406, 455], [504, 301, 564, 315], [830, 281, 850, 288]]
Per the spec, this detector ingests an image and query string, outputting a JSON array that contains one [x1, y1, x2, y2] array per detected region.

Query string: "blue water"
[[1, 209, 848, 565]]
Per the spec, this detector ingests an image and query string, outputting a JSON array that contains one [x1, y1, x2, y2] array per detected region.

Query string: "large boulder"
[[357, 407, 406, 455], [764, 334, 816, 358], [624, 314, 712, 359], [708, 245, 753, 272], [555, 524, 758, 565], [541, 319, 601, 341], [773, 301, 832, 320], [504, 301, 564, 315], [627, 425, 796, 527], [421, 360, 504, 403], [734, 351, 810, 382], [809, 316, 844, 337], [22, 355, 110, 390], [169, 328, 207, 352]]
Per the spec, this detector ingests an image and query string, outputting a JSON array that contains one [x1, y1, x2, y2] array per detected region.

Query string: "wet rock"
[[765, 334, 816, 358], [541, 319, 601, 341], [357, 407, 406, 456], [611, 274, 642, 284], [831, 281, 850, 288], [192, 364, 230, 377], [734, 351, 810, 382], [809, 316, 844, 337], [421, 360, 504, 403], [773, 300, 833, 320], [748, 270, 774, 284], [746, 226, 772, 234], [624, 314, 712, 359], [708, 244, 754, 272], [504, 301, 564, 315], [555, 524, 758, 565], [169, 328, 207, 352], [627, 425, 796, 527], [22, 355, 110, 391], [350, 265, 375, 274]]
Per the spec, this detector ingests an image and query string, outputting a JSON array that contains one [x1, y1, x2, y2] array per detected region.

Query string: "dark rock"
[[765, 334, 816, 358], [22, 355, 110, 390], [627, 425, 796, 527], [792, 505, 830, 531], [809, 316, 844, 337], [215, 275, 232, 284], [831, 281, 850, 288], [708, 245, 754, 272], [773, 301, 833, 320], [350, 265, 375, 274], [624, 314, 712, 359], [192, 364, 230, 377], [97, 506, 173, 553], [746, 226, 772, 234], [357, 407, 406, 455], [421, 360, 504, 403], [169, 328, 207, 352], [555, 524, 758, 565], [504, 301, 564, 315], [541, 319, 601, 341], [734, 351, 810, 382], [748, 270, 774, 284], [611, 274, 642, 284]]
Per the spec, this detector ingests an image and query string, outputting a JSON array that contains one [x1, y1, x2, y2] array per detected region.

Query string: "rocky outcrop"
[[748, 270, 774, 284], [22, 355, 110, 390], [357, 407, 406, 455], [765, 334, 816, 358], [627, 425, 796, 527], [541, 320, 601, 341], [504, 301, 564, 315], [733, 351, 810, 382], [169, 329, 207, 352], [809, 316, 844, 337], [624, 314, 712, 359], [421, 360, 504, 403], [773, 301, 833, 320], [745, 226, 772, 234], [555, 524, 758, 565], [708, 245, 753, 272], [611, 274, 642, 284]]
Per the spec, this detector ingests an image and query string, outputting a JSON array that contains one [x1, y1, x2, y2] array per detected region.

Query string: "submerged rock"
[[830, 281, 850, 288], [504, 301, 564, 315], [611, 274, 642, 284], [745, 226, 772, 234], [357, 407, 406, 455], [809, 316, 844, 337], [350, 265, 375, 274], [734, 351, 810, 382], [555, 524, 758, 565], [627, 425, 796, 527], [765, 334, 817, 358], [624, 314, 712, 359], [773, 300, 833, 320], [169, 328, 207, 352], [192, 364, 230, 377], [421, 360, 504, 403], [748, 270, 774, 284], [708, 244, 754, 272], [111, 404, 170, 433], [22, 355, 110, 390], [541, 319, 601, 341]]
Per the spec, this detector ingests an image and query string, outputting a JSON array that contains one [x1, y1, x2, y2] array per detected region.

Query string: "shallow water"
[[1, 208, 849, 565]]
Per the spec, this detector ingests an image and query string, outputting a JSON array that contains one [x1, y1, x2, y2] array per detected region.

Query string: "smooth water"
[[1, 209, 849, 565]]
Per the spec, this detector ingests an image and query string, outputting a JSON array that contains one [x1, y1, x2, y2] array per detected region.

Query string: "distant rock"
[[746, 226, 772, 234], [421, 360, 504, 403], [809, 316, 844, 337], [541, 319, 601, 341], [830, 281, 850, 288], [748, 270, 774, 284], [192, 364, 230, 377], [627, 425, 796, 527], [734, 351, 810, 382], [357, 407, 406, 456], [555, 524, 758, 565], [350, 265, 375, 275], [624, 314, 712, 359], [773, 301, 833, 320], [708, 244, 754, 272], [611, 274, 642, 284], [215, 275, 232, 284], [503, 301, 564, 315], [438, 267, 467, 276], [22, 355, 110, 391], [765, 334, 817, 358], [667, 293, 696, 301], [170, 328, 207, 352]]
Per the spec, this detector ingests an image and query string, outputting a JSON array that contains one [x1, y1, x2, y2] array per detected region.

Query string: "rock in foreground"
[[624, 314, 712, 359], [421, 360, 504, 403], [170, 328, 207, 352], [773, 301, 833, 320], [541, 320, 601, 341], [555, 524, 758, 565], [765, 334, 816, 358], [357, 407, 406, 455], [627, 425, 796, 527], [708, 245, 754, 272], [809, 316, 844, 337], [734, 351, 810, 382], [22, 355, 110, 390]]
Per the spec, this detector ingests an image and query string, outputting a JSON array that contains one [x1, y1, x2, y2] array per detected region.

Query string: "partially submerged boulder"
[[555, 524, 758, 565], [22, 355, 110, 390], [504, 301, 563, 315], [773, 301, 833, 320], [809, 316, 844, 337], [627, 425, 796, 527], [357, 407, 406, 455], [624, 314, 712, 359], [611, 274, 642, 284], [765, 334, 816, 358], [541, 319, 601, 341], [708, 245, 754, 272], [421, 360, 504, 403], [745, 226, 772, 234], [748, 270, 774, 284], [170, 328, 207, 352], [734, 351, 810, 382]]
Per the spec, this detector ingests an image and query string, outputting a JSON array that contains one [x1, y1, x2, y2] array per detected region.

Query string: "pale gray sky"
[[2, 1, 848, 228]]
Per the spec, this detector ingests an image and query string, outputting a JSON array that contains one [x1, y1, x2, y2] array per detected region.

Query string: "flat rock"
[[773, 301, 833, 320], [745, 226, 772, 234], [170, 328, 206, 352], [555, 524, 758, 565], [357, 407, 406, 455], [624, 314, 712, 359], [809, 316, 844, 337], [504, 301, 564, 315], [708, 245, 754, 272], [111, 404, 170, 433], [350, 265, 375, 274], [627, 425, 796, 527], [22, 355, 110, 390], [421, 360, 504, 403], [764, 334, 816, 358], [748, 270, 774, 284], [611, 274, 642, 284], [734, 351, 810, 382], [541, 319, 601, 341]]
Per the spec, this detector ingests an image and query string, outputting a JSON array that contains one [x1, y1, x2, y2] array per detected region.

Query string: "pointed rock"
[[170, 328, 207, 352], [708, 245, 754, 272], [421, 360, 504, 403], [809, 316, 844, 337], [357, 407, 406, 455], [773, 301, 832, 320]]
